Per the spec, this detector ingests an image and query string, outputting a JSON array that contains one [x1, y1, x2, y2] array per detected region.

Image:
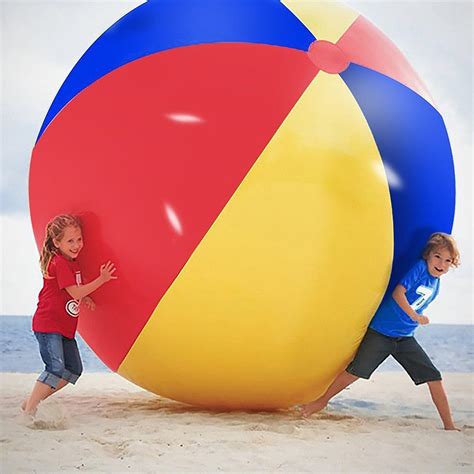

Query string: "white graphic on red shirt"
[[75, 271, 82, 285], [66, 299, 80, 317]]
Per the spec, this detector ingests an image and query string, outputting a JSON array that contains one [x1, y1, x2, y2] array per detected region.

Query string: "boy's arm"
[[392, 285, 429, 324]]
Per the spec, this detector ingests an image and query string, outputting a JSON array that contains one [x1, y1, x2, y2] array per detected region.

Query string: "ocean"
[[0, 316, 473, 373]]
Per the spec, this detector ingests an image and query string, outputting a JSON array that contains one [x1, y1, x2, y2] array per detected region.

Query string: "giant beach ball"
[[29, 0, 455, 409]]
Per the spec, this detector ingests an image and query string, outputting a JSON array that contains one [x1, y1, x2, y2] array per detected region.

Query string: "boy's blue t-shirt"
[[369, 259, 440, 337]]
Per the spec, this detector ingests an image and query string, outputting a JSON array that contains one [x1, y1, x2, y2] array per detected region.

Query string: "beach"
[[1, 372, 472, 473]]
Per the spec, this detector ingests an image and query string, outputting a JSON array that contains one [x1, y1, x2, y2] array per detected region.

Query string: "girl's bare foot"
[[21, 399, 37, 416], [300, 398, 327, 417]]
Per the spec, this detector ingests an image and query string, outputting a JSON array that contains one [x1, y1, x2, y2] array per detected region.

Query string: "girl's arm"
[[65, 261, 116, 300], [392, 284, 429, 324]]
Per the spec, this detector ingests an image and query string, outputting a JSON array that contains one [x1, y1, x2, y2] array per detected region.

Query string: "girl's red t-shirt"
[[32, 254, 82, 339]]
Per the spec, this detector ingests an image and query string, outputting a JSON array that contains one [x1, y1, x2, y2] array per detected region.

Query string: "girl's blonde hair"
[[39, 214, 82, 277], [422, 232, 460, 267]]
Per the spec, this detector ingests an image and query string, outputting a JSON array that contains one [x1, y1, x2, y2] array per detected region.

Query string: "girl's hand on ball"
[[82, 296, 96, 311], [100, 261, 117, 282]]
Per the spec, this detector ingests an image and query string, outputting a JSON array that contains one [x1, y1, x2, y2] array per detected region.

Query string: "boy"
[[300, 233, 460, 431]]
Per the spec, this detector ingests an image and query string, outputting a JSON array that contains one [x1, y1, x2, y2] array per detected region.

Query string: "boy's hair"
[[422, 232, 460, 267], [39, 214, 82, 277]]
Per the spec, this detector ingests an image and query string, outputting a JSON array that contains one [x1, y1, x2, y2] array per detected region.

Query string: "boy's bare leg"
[[300, 370, 359, 417], [427, 380, 460, 431], [23, 379, 69, 414]]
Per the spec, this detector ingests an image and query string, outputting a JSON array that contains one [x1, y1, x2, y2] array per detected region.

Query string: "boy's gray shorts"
[[346, 328, 441, 385]]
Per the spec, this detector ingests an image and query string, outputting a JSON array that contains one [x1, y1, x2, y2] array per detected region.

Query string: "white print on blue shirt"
[[369, 259, 440, 337], [410, 285, 434, 311]]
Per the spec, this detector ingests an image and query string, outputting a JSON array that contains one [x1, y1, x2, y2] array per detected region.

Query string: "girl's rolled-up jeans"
[[34, 332, 83, 389]]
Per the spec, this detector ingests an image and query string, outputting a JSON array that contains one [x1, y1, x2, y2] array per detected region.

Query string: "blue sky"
[[1, 0, 472, 322]]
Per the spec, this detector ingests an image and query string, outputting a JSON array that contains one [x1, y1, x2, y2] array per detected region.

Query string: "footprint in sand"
[[314, 413, 354, 421], [247, 423, 296, 434]]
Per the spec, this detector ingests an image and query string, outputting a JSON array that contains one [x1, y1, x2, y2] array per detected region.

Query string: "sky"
[[1, 0, 472, 323]]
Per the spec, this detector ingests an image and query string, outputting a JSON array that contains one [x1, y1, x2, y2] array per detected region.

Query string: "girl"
[[22, 214, 117, 415], [300, 233, 461, 431]]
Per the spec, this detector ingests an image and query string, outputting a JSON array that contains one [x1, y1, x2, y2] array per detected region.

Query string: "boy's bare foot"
[[299, 398, 327, 417], [444, 424, 461, 431]]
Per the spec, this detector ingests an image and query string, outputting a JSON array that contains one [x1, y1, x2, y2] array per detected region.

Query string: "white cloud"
[[1, 1, 142, 213], [0, 214, 43, 316]]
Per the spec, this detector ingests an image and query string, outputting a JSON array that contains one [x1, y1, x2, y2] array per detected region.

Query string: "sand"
[[1, 372, 473, 473]]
